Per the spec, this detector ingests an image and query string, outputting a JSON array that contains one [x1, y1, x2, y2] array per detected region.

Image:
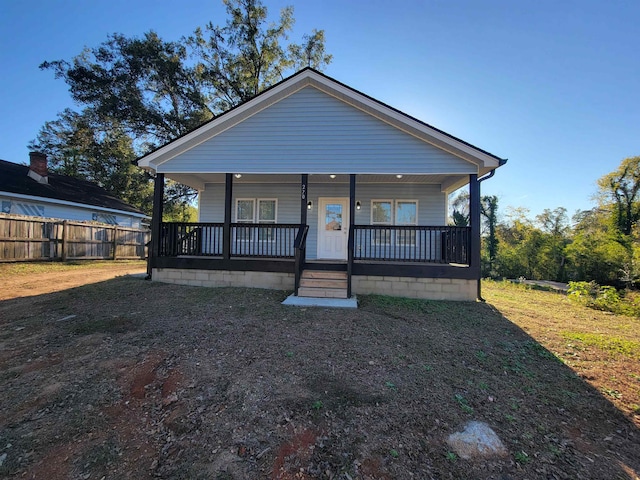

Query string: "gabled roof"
[[0, 159, 146, 216], [137, 67, 507, 175]]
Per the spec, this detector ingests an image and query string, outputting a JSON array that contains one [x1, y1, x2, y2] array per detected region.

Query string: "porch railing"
[[158, 223, 470, 265], [353, 225, 470, 265], [230, 223, 298, 258], [159, 222, 299, 259], [160, 222, 223, 256]]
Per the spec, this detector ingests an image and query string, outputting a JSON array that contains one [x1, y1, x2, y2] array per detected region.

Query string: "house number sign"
[[301, 183, 306, 200]]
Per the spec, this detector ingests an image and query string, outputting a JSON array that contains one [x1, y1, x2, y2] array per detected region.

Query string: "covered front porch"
[[149, 172, 483, 301]]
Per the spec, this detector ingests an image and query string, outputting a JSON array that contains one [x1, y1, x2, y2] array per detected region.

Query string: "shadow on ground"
[[0, 277, 638, 479]]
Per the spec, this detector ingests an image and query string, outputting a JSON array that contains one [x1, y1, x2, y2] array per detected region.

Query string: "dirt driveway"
[[0, 262, 146, 301]]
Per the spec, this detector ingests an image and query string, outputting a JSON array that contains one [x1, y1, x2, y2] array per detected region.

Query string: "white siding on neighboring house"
[[159, 87, 477, 175], [198, 181, 446, 260], [0, 194, 144, 228]]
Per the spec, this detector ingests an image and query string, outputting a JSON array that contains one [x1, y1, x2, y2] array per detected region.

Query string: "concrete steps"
[[297, 270, 348, 299]]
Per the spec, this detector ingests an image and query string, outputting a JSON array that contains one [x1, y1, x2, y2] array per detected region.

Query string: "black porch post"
[[469, 173, 481, 298], [300, 174, 308, 225], [148, 172, 164, 278], [223, 173, 233, 260], [347, 174, 356, 298]]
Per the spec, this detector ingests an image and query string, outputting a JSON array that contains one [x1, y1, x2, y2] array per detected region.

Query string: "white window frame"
[[235, 198, 278, 242], [395, 200, 418, 246], [369, 199, 419, 247], [257, 198, 277, 242], [371, 199, 393, 246]]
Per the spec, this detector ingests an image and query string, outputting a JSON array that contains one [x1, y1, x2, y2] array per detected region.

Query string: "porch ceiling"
[[166, 173, 471, 193]]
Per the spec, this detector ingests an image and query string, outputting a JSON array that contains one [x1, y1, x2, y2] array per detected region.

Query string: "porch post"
[[347, 174, 356, 298], [148, 172, 164, 278], [300, 174, 308, 225], [223, 173, 233, 260], [469, 173, 481, 296]]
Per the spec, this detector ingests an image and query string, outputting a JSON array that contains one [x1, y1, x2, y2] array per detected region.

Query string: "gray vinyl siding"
[[0, 194, 143, 227], [199, 182, 446, 260], [162, 87, 476, 175]]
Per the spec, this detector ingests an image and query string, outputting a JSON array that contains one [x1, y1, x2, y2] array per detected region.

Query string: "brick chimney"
[[28, 151, 48, 184]]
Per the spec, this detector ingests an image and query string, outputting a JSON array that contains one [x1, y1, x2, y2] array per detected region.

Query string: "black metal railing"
[[159, 223, 470, 265], [160, 222, 223, 256], [353, 225, 470, 265], [230, 223, 298, 258], [294, 225, 309, 295], [160, 222, 299, 259]]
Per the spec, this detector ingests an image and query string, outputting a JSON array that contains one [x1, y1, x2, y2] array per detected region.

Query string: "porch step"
[[298, 269, 348, 299]]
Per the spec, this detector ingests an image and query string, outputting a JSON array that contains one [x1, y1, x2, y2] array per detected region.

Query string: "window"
[[92, 213, 118, 225], [370, 199, 418, 246], [396, 201, 417, 246], [257, 199, 276, 241], [371, 200, 392, 245], [2, 200, 44, 217], [235, 198, 277, 241]]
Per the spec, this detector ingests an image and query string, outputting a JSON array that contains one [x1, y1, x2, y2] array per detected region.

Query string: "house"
[[137, 68, 506, 302], [0, 153, 148, 227]]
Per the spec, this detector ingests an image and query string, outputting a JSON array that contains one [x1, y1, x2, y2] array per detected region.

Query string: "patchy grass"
[[0, 270, 638, 479], [0, 259, 145, 277], [561, 331, 640, 359], [484, 279, 640, 420]]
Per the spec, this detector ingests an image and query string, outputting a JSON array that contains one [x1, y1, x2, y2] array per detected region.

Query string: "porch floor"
[[282, 294, 358, 309]]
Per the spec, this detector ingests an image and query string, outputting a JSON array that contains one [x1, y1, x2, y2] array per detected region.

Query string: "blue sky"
[[1, 0, 638, 220]]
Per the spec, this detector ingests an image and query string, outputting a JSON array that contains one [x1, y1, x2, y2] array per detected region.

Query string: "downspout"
[[475, 166, 501, 302]]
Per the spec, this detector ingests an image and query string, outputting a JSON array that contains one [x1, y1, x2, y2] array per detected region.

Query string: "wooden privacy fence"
[[0, 214, 150, 262]]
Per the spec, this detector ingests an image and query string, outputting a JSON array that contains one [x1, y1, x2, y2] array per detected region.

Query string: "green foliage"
[[567, 281, 640, 316], [162, 201, 198, 222], [597, 156, 640, 236], [29, 110, 155, 214], [562, 331, 640, 359], [33, 0, 331, 215], [454, 393, 473, 414], [566, 209, 631, 285], [445, 451, 457, 462], [514, 451, 530, 464]]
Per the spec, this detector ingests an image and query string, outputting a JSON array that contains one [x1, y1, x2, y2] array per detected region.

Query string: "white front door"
[[317, 198, 349, 260]]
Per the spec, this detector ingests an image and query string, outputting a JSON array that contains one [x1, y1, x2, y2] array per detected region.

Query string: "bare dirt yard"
[[0, 263, 638, 479]]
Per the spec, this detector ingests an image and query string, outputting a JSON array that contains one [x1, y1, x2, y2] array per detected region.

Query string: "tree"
[[480, 195, 499, 275], [449, 190, 469, 226], [597, 156, 640, 236], [32, 0, 331, 214], [535, 207, 570, 281], [29, 109, 155, 214], [187, 0, 331, 112], [566, 209, 629, 285]]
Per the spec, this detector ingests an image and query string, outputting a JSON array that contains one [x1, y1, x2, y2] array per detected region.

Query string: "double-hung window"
[[395, 200, 418, 246], [371, 200, 393, 245], [370, 199, 418, 246], [235, 198, 277, 242]]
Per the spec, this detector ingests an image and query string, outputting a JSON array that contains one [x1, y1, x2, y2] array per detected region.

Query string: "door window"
[[325, 203, 343, 231]]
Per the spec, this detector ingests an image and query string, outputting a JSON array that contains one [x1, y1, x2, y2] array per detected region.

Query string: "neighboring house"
[[137, 68, 506, 302], [0, 153, 148, 227]]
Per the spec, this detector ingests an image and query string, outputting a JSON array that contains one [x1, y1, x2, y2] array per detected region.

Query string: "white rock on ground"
[[446, 421, 508, 460]]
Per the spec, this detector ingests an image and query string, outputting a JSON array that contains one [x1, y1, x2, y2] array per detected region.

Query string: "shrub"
[[568, 281, 640, 316]]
